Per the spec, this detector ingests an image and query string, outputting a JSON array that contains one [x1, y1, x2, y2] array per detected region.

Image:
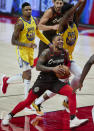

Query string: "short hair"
[[22, 2, 31, 9], [61, 3, 74, 14]]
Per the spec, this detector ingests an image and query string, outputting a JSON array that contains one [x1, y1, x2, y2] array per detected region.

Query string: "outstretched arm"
[[79, 55, 94, 85], [58, 0, 84, 32], [73, 54, 94, 93], [35, 29, 50, 45], [75, 0, 87, 23]]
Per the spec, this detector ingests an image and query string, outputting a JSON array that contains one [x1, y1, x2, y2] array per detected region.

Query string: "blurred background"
[[0, 0, 94, 25]]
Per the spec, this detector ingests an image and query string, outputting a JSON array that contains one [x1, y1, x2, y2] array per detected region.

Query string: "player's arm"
[[35, 28, 51, 45], [79, 55, 94, 85], [11, 20, 34, 48], [73, 55, 94, 93], [38, 8, 58, 31], [36, 49, 53, 72], [58, 1, 83, 32], [75, 0, 87, 24], [36, 48, 66, 75]]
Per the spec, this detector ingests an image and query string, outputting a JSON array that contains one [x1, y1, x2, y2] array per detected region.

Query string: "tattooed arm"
[[36, 49, 53, 72], [36, 48, 66, 75], [11, 20, 36, 48]]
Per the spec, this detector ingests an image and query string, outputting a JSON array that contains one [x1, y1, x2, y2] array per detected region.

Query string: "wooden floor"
[[0, 22, 94, 118]]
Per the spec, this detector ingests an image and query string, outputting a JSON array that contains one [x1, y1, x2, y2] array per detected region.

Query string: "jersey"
[[60, 23, 78, 60], [16, 16, 50, 66], [43, 7, 63, 42], [38, 48, 70, 82], [16, 16, 36, 66]]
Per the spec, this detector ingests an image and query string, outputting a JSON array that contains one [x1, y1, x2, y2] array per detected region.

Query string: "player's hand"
[[53, 65, 66, 76], [72, 82, 83, 94], [52, 24, 59, 30], [79, 0, 85, 2], [27, 43, 37, 48]]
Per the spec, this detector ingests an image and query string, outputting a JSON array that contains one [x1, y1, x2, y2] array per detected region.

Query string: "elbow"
[[11, 39, 14, 45], [11, 37, 15, 46]]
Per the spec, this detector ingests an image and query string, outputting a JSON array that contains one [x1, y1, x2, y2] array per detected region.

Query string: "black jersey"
[[43, 7, 63, 42], [37, 48, 70, 82]]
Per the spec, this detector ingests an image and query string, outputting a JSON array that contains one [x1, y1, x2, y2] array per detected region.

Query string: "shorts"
[[38, 40, 49, 57], [18, 57, 33, 71], [31, 78, 69, 97]]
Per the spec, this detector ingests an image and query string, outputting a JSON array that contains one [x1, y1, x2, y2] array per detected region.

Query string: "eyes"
[[56, 2, 63, 5], [24, 8, 32, 12]]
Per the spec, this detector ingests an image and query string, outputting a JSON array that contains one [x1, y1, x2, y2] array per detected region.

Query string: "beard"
[[27, 15, 31, 18]]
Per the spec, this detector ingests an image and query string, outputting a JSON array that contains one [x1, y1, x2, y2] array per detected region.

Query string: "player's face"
[[67, 13, 74, 23], [22, 6, 32, 18], [53, 0, 64, 13], [53, 35, 64, 50]]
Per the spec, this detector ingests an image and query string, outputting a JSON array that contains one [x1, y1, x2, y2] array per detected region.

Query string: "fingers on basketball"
[[56, 65, 70, 79]]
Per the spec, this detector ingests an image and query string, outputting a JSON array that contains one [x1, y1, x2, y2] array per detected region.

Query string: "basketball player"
[[33, 0, 87, 112], [33, 0, 65, 66], [73, 54, 94, 93], [2, 35, 88, 128], [38, 0, 64, 56], [0, 2, 51, 110]]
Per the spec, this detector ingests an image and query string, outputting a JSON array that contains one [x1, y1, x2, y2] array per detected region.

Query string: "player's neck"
[[54, 47, 62, 54], [22, 16, 31, 21]]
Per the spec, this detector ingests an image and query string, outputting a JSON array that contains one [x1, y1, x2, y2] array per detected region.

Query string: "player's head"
[[53, 0, 64, 13], [61, 3, 74, 22], [22, 2, 32, 18], [52, 34, 64, 50]]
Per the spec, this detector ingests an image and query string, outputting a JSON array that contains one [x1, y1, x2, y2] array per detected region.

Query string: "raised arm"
[[75, 0, 87, 23], [58, 0, 84, 32]]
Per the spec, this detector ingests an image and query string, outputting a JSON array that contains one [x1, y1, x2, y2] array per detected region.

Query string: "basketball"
[[56, 65, 70, 79]]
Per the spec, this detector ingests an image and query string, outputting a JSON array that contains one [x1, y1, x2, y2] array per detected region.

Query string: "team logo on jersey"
[[66, 31, 76, 46], [26, 27, 35, 41], [48, 58, 64, 65]]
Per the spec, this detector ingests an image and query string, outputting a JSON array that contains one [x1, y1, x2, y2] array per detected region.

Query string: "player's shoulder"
[[17, 17, 24, 26], [14, 17, 24, 30], [45, 7, 53, 16]]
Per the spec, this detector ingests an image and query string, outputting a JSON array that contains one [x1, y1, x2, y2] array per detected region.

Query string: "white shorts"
[[18, 57, 32, 71]]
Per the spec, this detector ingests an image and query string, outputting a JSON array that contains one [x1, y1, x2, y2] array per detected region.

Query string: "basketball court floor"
[[0, 21, 94, 130]]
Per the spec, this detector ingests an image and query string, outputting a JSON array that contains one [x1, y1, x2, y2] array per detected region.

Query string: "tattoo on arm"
[[36, 49, 53, 72], [11, 20, 26, 47]]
